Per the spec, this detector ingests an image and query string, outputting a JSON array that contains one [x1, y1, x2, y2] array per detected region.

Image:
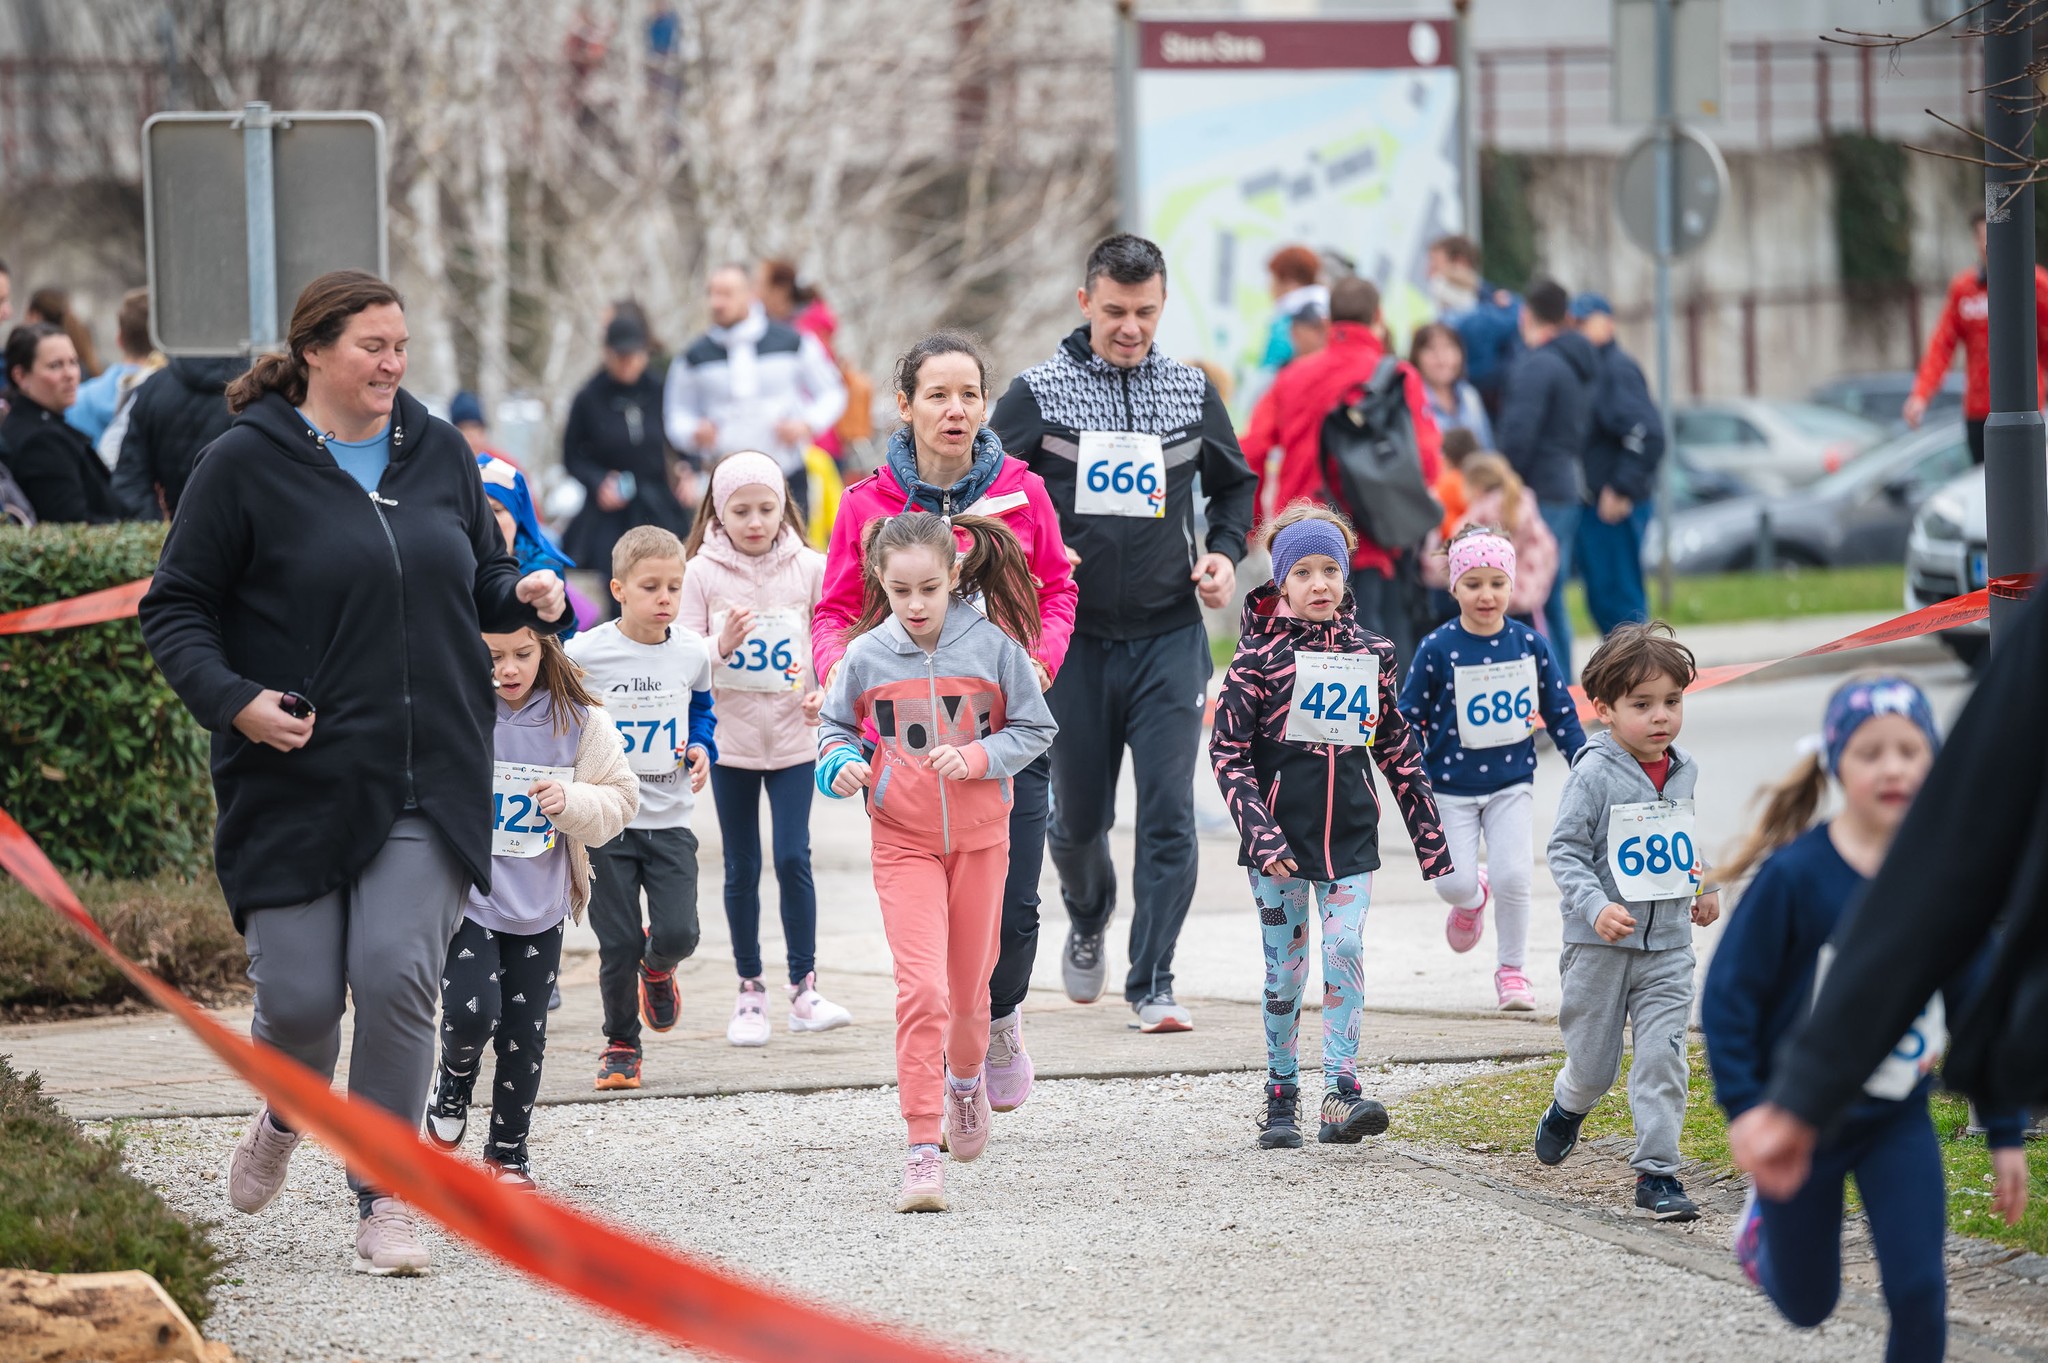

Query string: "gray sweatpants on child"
[[1552, 941, 1695, 1177]]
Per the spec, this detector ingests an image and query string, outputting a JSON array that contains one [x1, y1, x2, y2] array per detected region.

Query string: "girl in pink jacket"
[[680, 450, 852, 1047]]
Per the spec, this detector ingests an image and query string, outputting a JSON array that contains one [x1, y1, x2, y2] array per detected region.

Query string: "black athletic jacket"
[[992, 328, 1255, 641], [113, 356, 240, 519], [140, 388, 560, 928]]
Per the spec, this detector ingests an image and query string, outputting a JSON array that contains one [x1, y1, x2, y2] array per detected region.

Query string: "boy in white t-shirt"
[[566, 525, 717, 1089]]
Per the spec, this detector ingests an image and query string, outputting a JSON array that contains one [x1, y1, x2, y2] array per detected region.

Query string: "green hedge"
[[1831, 134, 1914, 292], [1479, 149, 1540, 292], [0, 1056, 222, 1325], [0, 525, 213, 879]]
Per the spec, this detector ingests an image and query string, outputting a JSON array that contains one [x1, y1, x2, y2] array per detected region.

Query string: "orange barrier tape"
[[1565, 574, 2035, 721], [0, 577, 151, 634], [0, 809, 987, 1363]]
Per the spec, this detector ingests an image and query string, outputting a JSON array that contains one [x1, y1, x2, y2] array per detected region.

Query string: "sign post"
[[144, 108, 387, 357]]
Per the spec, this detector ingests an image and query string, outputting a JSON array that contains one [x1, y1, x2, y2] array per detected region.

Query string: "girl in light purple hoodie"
[[423, 628, 637, 1190]]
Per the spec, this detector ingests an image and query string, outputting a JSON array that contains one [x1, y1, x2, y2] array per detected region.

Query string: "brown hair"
[[1457, 452, 1526, 534], [893, 329, 991, 404], [1718, 749, 1826, 886], [846, 512, 1041, 649], [494, 628, 603, 737], [683, 472, 809, 559], [1579, 621, 1698, 707], [3, 323, 67, 397], [27, 287, 100, 377], [1430, 234, 1481, 269], [115, 288, 153, 359], [1267, 245, 1321, 289], [1440, 427, 1480, 467], [760, 258, 817, 309], [611, 523, 687, 582], [1262, 499, 1358, 555], [225, 270, 404, 413], [1329, 276, 1380, 325], [1409, 320, 1465, 370]]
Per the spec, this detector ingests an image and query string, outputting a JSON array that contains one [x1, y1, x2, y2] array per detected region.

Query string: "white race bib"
[[1074, 431, 1166, 518], [608, 689, 686, 776], [1605, 799, 1700, 902], [491, 761, 575, 858], [1453, 656, 1540, 750], [1815, 945, 1949, 1101], [1284, 651, 1381, 747], [712, 607, 809, 694]]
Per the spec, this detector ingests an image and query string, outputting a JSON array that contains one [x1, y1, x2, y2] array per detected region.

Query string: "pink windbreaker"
[[811, 455, 1077, 684], [679, 524, 826, 771]]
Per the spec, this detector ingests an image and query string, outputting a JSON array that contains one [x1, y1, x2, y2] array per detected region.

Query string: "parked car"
[[1810, 370, 1965, 435], [1671, 398, 1886, 494], [1662, 447, 1752, 511], [1647, 420, 1973, 575], [1904, 464, 1995, 669]]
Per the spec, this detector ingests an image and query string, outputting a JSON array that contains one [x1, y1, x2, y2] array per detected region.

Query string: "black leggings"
[[438, 916, 565, 1162]]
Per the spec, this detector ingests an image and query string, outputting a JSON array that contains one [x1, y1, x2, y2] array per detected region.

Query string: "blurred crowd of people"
[[1239, 235, 1666, 675]]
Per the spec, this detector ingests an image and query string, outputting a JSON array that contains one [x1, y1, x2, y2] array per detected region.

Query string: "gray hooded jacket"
[[1547, 729, 1703, 951]]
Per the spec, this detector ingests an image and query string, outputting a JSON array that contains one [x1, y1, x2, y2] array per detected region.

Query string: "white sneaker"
[[788, 972, 852, 1033], [726, 979, 771, 1047]]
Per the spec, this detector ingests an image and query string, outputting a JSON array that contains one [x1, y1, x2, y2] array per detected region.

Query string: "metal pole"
[[1653, 0, 1677, 614], [1114, 2, 1139, 233], [1982, 0, 2048, 646], [1455, 0, 1480, 243], [241, 101, 279, 352]]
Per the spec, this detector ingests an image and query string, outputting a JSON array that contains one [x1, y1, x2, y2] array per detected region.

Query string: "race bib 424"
[[1285, 650, 1380, 747]]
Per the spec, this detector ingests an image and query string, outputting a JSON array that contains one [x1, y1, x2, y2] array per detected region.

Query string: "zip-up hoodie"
[[1547, 729, 1703, 950], [818, 605, 1058, 855], [140, 387, 561, 928], [1496, 329, 1600, 505], [1209, 584, 1451, 883], [678, 522, 825, 771], [992, 327, 1257, 642], [812, 428, 1077, 683]]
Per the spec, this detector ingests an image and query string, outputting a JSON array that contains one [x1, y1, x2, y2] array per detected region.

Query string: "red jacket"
[[1910, 265, 2048, 419], [1246, 323, 1443, 577], [812, 455, 1077, 685]]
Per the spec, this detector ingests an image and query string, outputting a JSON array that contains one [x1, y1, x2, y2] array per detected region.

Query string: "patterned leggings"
[[1250, 871, 1374, 1089], [438, 916, 565, 1164]]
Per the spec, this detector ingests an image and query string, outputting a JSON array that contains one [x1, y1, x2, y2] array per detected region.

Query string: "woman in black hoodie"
[[1, 323, 122, 523], [139, 270, 568, 1276]]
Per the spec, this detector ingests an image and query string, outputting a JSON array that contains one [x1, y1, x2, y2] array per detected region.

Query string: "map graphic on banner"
[[1135, 19, 1464, 414]]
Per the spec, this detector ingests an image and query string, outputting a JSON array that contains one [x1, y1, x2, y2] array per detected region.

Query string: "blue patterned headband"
[[1821, 676, 1940, 776]]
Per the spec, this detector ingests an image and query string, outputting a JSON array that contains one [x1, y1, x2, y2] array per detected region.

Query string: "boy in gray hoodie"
[[1538, 622, 1722, 1222]]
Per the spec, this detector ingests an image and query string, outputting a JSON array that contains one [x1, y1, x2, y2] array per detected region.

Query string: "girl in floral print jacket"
[[1209, 503, 1452, 1151]]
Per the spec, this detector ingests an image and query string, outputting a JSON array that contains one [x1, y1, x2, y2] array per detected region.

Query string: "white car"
[[1903, 468, 1990, 668], [1672, 399, 1886, 495]]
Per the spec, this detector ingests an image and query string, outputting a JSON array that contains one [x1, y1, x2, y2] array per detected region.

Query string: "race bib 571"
[[608, 689, 685, 776]]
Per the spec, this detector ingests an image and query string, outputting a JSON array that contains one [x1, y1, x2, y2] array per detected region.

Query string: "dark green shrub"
[[0, 871, 244, 1013], [0, 1056, 222, 1325], [1480, 149, 1539, 292], [1831, 134, 1914, 293], [0, 525, 214, 879]]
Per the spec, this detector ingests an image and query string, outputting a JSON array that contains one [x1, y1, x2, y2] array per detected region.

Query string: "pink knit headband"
[[711, 450, 787, 512], [1447, 531, 1516, 587]]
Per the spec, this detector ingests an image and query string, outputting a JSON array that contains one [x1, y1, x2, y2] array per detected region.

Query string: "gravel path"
[[108, 1065, 1892, 1363]]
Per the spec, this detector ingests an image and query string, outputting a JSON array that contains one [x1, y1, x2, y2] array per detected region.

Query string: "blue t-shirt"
[[1397, 617, 1584, 796], [301, 409, 391, 494]]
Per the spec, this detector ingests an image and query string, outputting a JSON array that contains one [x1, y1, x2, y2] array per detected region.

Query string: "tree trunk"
[[0, 1269, 235, 1363]]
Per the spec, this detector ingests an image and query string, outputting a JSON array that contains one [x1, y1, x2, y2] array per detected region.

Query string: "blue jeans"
[[1537, 500, 1582, 676], [1576, 497, 1653, 637], [1753, 1101, 1948, 1363], [709, 762, 817, 984]]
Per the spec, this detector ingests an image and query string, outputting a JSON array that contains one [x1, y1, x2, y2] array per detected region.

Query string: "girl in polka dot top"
[[1397, 526, 1584, 1011]]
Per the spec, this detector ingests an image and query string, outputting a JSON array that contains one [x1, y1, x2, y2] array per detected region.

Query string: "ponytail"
[[226, 352, 306, 413], [225, 269, 405, 414], [843, 511, 1042, 648], [1718, 749, 1829, 885]]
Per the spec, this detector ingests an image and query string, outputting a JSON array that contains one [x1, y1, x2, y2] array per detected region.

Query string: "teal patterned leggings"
[[1250, 871, 1374, 1089]]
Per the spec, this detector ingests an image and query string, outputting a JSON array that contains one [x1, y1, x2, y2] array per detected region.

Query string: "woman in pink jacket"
[[681, 450, 853, 1047], [813, 330, 1077, 1113]]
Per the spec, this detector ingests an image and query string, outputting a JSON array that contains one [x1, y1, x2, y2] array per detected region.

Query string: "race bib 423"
[[492, 761, 576, 858]]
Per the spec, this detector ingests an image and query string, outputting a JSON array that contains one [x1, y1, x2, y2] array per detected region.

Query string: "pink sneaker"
[[896, 1147, 946, 1213], [1445, 872, 1489, 953], [787, 972, 852, 1033], [1495, 965, 1536, 1012], [984, 1010, 1033, 1112], [943, 1073, 992, 1162]]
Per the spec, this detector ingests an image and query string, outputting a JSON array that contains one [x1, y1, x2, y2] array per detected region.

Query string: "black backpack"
[[1319, 356, 1441, 552]]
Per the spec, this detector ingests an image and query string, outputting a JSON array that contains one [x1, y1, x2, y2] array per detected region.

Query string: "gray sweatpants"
[[1552, 941, 1695, 1177], [243, 814, 470, 1194]]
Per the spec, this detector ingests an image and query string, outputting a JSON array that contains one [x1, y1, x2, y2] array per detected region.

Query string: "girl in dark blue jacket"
[[1703, 676, 2030, 1363]]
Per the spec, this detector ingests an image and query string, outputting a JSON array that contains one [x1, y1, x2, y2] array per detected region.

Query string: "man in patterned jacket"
[[992, 232, 1257, 1033]]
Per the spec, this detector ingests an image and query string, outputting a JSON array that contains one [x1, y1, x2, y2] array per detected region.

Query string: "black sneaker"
[[1257, 1079, 1303, 1149], [486, 1146, 537, 1191], [424, 1063, 474, 1150], [1534, 1100, 1587, 1166], [594, 1040, 642, 1090], [638, 960, 681, 1032], [1635, 1174, 1700, 1222], [1317, 1083, 1390, 1144]]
